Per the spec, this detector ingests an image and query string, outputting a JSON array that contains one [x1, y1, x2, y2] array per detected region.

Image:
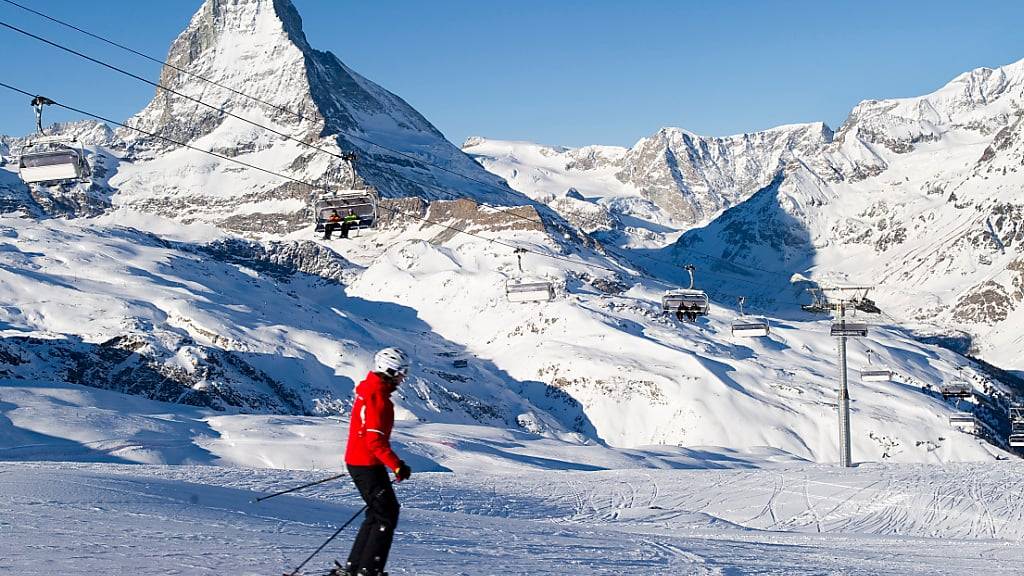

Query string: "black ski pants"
[[346, 464, 400, 574], [340, 220, 354, 238], [323, 222, 340, 239]]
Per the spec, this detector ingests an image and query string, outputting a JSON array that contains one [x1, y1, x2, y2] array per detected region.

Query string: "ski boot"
[[329, 560, 356, 576]]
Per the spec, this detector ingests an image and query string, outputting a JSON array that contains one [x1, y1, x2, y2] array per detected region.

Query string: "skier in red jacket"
[[336, 347, 412, 576]]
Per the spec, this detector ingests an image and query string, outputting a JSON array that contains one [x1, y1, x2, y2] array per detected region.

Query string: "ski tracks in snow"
[[5, 463, 1024, 575]]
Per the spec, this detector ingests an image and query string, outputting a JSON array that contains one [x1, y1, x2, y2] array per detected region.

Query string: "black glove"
[[394, 461, 412, 482]]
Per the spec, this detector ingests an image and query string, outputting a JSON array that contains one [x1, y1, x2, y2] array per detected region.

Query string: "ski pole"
[[284, 484, 392, 576], [253, 472, 348, 503], [284, 500, 369, 576]]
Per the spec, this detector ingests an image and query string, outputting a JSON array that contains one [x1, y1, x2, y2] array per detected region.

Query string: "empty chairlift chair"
[[939, 369, 973, 400], [939, 382, 972, 399], [17, 96, 91, 185], [949, 412, 977, 432], [1009, 406, 1024, 447], [662, 264, 710, 322], [830, 320, 869, 338], [506, 248, 555, 303], [731, 296, 769, 337], [313, 189, 378, 234], [860, 349, 892, 382]]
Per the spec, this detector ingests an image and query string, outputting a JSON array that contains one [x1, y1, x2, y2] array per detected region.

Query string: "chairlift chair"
[[662, 264, 710, 322], [506, 280, 555, 303], [861, 369, 891, 382], [313, 189, 378, 233], [17, 96, 91, 185], [939, 369, 973, 399], [1009, 406, 1024, 447], [830, 321, 868, 338], [939, 382, 972, 399], [506, 248, 555, 303], [731, 297, 769, 337], [1011, 406, 1024, 422], [949, 412, 976, 432], [860, 349, 892, 382]]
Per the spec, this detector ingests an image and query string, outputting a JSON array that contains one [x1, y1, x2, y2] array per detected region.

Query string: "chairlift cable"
[[0, 14, 819, 306], [0, 7, 800, 283]]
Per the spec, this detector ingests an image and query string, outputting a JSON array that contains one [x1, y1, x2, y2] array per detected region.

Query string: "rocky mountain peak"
[[111, 0, 525, 234], [614, 121, 832, 224]]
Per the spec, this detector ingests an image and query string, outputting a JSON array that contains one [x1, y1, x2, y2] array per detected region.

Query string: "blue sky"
[[1, 0, 1023, 147]]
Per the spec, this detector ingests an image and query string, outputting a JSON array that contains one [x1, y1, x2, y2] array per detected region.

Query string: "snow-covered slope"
[[0, 209, 1011, 462], [0, 213, 611, 439], [3, 458, 1024, 575], [460, 138, 676, 250], [2, 378, 1022, 574]]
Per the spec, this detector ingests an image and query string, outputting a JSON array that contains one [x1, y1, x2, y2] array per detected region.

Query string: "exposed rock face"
[[199, 237, 353, 282], [615, 123, 833, 224], [110, 0, 527, 235], [0, 332, 308, 414], [954, 281, 1015, 323]]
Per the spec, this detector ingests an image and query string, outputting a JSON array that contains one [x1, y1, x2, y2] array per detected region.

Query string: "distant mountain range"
[[466, 58, 1024, 373]]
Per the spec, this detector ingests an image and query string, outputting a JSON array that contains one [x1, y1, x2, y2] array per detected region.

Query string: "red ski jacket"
[[344, 371, 402, 471]]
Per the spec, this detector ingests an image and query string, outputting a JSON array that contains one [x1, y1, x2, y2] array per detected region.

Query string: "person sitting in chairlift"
[[339, 208, 360, 239], [323, 209, 343, 240], [676, 302, 698, 323]]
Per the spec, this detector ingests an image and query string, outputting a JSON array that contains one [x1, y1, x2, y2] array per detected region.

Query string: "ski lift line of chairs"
[[1009, 406, 1024, 447], [313, 189, 378, 234], [662, 264, 710, 322], [18, 96, 91, 185], [506, 248, 555, 303], [861, 349, 893, 382], [731, 296, 769, 337]]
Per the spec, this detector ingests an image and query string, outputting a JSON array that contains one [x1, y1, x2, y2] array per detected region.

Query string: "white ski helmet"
[[374, 347, 410, 378]]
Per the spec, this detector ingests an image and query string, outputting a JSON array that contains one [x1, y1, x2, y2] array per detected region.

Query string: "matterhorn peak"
[[113, 0, 522, 234]]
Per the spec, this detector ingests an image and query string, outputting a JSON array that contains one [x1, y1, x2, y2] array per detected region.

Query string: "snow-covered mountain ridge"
[[463, 122, 831, 234]]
